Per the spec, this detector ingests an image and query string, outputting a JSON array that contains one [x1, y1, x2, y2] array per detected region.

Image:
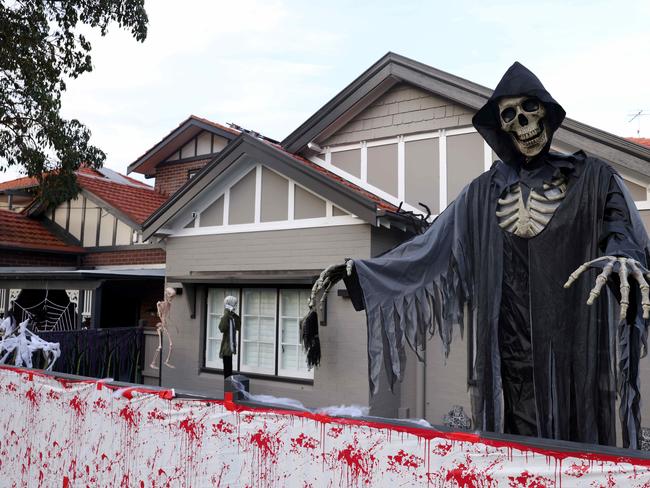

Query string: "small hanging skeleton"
[[0, 315, 60, 370], [150, 287, 177, 369]]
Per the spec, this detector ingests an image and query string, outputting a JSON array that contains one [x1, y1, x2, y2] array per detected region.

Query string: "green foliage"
[[0, 0, 148, 207]]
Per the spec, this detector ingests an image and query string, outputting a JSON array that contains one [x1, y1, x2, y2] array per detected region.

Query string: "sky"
[[5, 0, 650, 182]]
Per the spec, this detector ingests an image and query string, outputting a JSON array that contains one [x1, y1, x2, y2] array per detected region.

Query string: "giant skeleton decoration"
[[305, 62, 650, 448], [150, 287, 177, 370]]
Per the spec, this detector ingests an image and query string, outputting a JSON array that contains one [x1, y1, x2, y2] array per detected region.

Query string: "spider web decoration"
[[12, 296, 77, 332]]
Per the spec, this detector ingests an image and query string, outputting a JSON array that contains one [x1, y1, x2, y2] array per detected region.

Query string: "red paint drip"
[[179, 417, 204, 442], [25, 387, 38, 406], [213, 419, 235, 435], [69, 395, 85, 415], [93, 397, 107, 410], [565, 461, 590, 478], [147, 408, 166, 421], [290, 433, 319, 453], [336, 439, 378, 486], [119, 404, 138, 427], [507, 469, 553, 488]]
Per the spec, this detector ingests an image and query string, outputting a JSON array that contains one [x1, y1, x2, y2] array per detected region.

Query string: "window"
[[204, 287, 313, 380], [188, 168, 200, 179], [205, 288, 239, 369]]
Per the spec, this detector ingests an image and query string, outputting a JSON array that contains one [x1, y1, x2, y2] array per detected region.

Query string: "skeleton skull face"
[[498, 96, 548, 158], [164, 287, 176, 302]]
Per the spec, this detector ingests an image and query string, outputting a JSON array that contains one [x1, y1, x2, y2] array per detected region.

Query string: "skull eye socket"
[[522, 98, 539, 112], [500, 107, 516, 123]]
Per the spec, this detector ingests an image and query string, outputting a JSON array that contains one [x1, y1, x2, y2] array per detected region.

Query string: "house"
[[0, 166, 168, 335], [133, 53, 650, 434]]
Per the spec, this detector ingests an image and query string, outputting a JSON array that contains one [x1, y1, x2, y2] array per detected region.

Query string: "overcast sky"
[[5, 0, 650, 182]]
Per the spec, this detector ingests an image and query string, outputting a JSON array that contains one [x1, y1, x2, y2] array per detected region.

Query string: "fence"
[[0, 365, 649, 486]]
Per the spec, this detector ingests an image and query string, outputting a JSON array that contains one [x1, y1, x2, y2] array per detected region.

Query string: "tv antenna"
[[628, 110, 649, 137]]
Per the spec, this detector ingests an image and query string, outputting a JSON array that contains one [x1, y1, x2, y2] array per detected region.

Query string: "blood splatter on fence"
[[0, 365, 648, 486]]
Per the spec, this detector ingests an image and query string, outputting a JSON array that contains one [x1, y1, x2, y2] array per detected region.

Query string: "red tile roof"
[[0, 210, 82, 253], [0, 175, 38, 192], [0, 167, 168, 225], [627, 137, 650, 149], [76, 173, 168, 225]]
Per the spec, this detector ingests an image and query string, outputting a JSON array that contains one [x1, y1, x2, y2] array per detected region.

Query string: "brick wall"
[[154, 159, 211, 195], [0, 249, 79, 267], [82, 247, 166, 267]]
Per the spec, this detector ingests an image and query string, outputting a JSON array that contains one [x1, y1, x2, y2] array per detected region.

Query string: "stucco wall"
[[161, 224, 374, 408]]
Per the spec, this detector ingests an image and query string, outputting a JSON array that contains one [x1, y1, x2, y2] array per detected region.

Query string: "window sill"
[[199, 366, 314, 386]]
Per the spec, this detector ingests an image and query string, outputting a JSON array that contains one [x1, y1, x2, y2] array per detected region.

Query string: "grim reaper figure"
[[306, 62, 650, 448]]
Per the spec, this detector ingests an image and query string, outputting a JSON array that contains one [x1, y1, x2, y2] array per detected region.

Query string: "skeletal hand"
[[564, 256, 650, 320], [308, 259, 354, 309]]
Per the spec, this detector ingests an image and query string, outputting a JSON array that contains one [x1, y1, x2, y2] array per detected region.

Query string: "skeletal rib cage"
[[496, 176, 567, 238]]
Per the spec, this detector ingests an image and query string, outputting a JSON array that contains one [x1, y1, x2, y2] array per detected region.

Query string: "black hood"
[[472, 62, 566, 166]]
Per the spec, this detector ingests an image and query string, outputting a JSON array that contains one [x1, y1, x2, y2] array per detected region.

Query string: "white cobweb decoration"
[[0, 315, 61, 370], [12, 294, 77, 332]]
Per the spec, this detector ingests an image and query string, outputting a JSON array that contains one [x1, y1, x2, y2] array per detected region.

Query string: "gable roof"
[[142, 133, 403, 240], [127, 115, 240, 176], [0, 209, 82, 253], [283, 52, 650, 178], [0, 167, 168, 228], [75, 171, 168, 226]]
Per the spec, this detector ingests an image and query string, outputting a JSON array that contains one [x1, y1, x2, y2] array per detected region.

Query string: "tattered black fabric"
[[345, 62, 650, 449]]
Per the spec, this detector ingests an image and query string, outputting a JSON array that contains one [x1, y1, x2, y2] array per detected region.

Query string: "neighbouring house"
[[127, 115, 241, 196], [132, 53, 650, 441], [0, 166, 168, 336]]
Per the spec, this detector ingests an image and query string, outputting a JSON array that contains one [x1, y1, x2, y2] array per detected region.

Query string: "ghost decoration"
[[0, 317, 60, 370]]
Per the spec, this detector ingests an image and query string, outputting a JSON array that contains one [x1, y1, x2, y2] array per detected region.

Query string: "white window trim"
[[205, 288, 239, 370], [170, 215, 364, 237], [278, 289, 314, 380], [204, 287, 314, 380], [439, 129, 448, 212], [313, 127, 479, 217], [240, 288, 277, 376]]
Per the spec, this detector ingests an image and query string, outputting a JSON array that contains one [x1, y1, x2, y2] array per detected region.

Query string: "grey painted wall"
[[162, 224, 374, 408], [322, 83, 473, 147]]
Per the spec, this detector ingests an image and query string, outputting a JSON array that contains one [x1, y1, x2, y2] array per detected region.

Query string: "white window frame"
[[203, 286, 314, 380], [278, 289, 313, 379], [205, 288, 239, 369], [240, 288, 277, 376]]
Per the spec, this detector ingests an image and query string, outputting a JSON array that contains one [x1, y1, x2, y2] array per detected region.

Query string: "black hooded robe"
[[344, 62, 650, 448]]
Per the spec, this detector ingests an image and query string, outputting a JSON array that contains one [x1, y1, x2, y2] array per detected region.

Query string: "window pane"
[[205, 287, 239, 370], [281, 291, 298, 317], [244, 290, 259, 314], [281, 318, 298, 344], [243, 344, 259, 366], [281, 345, 298, 370], [278, 289, 313, 379], [259, 343, 275, 369], [260, 317, 276, 342], [260, 291, 276, 316], [206, 339, 219, 364], [207, 315, 220, 339], [243, 318, 259, 341], [240, 288, 276, 374]]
